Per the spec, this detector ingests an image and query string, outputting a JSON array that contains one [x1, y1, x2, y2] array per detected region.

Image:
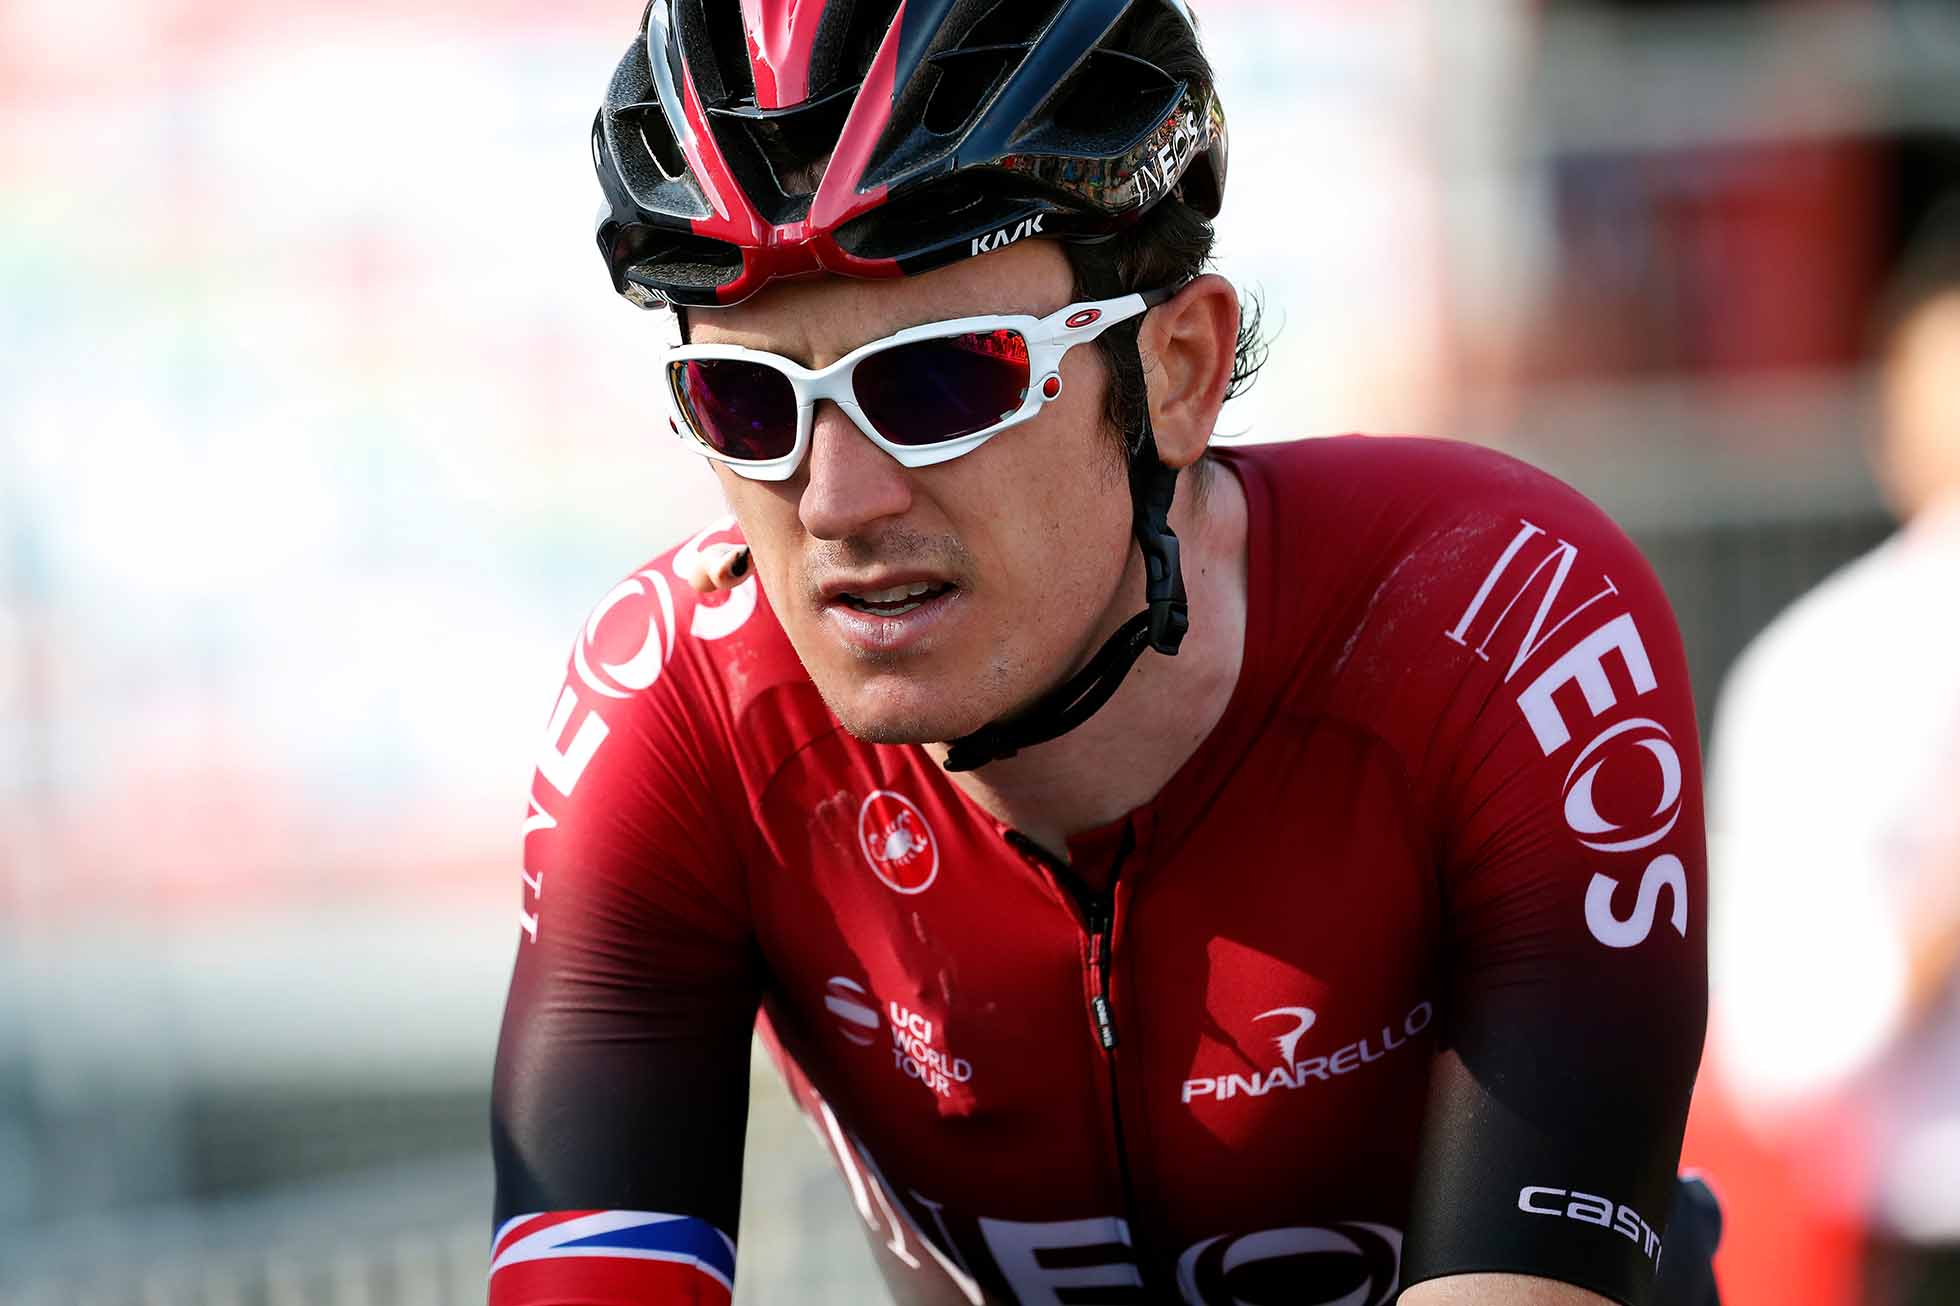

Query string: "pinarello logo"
[[824, 976, 880, 1046], [1065, 308, 1103, 329], [858, 790, 938, 894], [1176, 1223, 1403, 1306], [1255, 1006, 1318, 1065]]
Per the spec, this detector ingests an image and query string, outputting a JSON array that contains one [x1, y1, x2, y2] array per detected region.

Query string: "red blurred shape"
[[1681, 1052, 1870, 1306]]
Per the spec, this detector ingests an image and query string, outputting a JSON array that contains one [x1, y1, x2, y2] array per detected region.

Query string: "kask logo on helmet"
[[970, 213, 1046, 259], [858, 790, 939, 893]]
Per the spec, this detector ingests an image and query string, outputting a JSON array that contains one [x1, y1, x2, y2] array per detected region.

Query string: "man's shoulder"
[[1229, 436, 1682, 754], [1230, 435, 1648, 640], [1232, 433, 1602, 527], [552, 516, 831, 775]]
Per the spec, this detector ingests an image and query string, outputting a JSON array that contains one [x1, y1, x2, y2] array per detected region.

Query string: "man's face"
[[694, 240, 1136, 744], [1880, 290, 1960, 521]]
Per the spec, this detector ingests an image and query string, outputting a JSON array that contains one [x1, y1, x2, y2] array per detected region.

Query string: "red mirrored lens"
[[852, 329, 1031, 447], [669, 358, 797, 461]]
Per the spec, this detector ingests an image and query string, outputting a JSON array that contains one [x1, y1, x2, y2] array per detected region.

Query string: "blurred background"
[[4, 0, 1957, 1301]]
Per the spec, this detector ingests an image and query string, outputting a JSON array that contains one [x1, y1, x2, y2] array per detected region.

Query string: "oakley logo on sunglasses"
[[1064, 309, 1102, 329], [971, 213, 1046, 258]]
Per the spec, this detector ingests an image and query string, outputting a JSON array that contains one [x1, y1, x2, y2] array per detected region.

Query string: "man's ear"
[[1136, 274, 1240, 469]]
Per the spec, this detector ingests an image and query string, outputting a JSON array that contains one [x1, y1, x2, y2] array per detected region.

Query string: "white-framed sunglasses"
[[660, 289, 1172, 481]]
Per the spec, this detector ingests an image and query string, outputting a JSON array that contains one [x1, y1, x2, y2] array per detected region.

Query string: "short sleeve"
[[1390, 483, 1709, 1305]]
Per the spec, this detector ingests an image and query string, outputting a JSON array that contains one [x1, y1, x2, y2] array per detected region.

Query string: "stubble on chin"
[[814, 646, 1023, 746]]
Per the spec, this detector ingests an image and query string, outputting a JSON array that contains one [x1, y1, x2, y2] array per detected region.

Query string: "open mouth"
[[835, 581, 957, 618]]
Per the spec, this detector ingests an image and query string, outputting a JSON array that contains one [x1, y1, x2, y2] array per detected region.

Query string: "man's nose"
[[798, 402, 913, 541]]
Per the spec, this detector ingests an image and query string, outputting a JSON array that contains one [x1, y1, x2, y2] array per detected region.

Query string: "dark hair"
[[1873, 193, 1960, 353], [1063, 4, 1269, 475]]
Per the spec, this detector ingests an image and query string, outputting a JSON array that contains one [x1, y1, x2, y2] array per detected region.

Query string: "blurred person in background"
[[1710, 202, 1960, 1306], [491, 2, 1721, 1304]]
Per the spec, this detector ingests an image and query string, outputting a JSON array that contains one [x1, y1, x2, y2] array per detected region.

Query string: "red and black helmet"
[[593, 0, 1228, 308]]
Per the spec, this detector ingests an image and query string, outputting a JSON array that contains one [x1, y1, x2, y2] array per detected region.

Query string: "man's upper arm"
[[490, 572, 763, 1306], [1378, 479, 1708, 1306]]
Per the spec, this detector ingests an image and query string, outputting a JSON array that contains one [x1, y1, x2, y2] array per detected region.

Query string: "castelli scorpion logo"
[[858, 790, 939, 894]]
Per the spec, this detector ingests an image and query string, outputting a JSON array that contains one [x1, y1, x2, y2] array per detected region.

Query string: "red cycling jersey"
[[490, 436, 1709, 1306]]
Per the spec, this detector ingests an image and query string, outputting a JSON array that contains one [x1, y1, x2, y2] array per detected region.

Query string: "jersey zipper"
[[1004, 827, 1155, 1292], [1085, 893, 1118, 1050]]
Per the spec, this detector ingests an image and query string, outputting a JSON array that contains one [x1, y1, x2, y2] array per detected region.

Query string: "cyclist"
[[492, 2, 1720, 1303]]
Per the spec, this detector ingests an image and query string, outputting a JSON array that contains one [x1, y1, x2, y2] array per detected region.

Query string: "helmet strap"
[[940, 403, 1190, 774]]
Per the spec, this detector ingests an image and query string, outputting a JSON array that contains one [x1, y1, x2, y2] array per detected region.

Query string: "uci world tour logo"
[[858, 790, 938, 893]]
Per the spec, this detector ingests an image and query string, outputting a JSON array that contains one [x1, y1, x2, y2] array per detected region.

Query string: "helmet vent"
[[922, 47, 1015, 136], [619, 100, 688, 183], [702, 2, 757, 106], [809, 0, 904, 101], [672, 0, 756, 108], [618, 227, 745, 293], [958, 0, 1065, 52], [1038, 48, 1182, 157], [918, 0, 1066, 136], [735, 90, 856, 198]]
